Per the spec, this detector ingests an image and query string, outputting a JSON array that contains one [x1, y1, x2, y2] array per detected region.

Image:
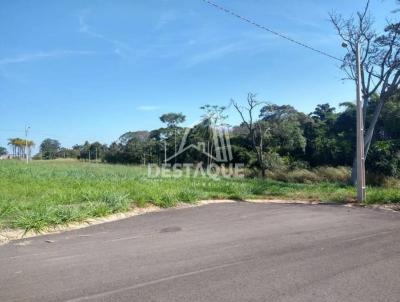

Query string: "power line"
[[0, 128, 99, 144], [201, 0, 343, 62], [0, 128, 24, 133]]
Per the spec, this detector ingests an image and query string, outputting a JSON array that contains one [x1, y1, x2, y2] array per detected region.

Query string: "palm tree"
[[8, 138, 17, 158], [7, 138, 34, 159]]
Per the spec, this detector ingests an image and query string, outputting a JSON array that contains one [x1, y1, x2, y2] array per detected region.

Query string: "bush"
[[367, 173, 400, 188], [287, 169, 320, 183], [267, 169, 318, 183], [263, 152, 287, 171], [367, 140, 400, 177], [314, 166, 350, 183], [266, 166, 351, 184], [288, 160, 310, 170]]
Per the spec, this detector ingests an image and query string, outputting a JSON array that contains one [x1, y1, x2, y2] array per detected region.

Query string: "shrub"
[[288, 160, 310, 170], [314, 166, 350, 183], [367, 140, 400, 177], [266, 166, 350, 184], [287, 169, 320, 183], [264, 152, 287, 171]]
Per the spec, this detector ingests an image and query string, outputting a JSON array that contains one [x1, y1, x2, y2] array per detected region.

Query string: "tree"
[[311, 103, 336, 122], [119, 131, 149, 145], [56, 147, 80, 159], [0, 146, 7, 156], [331, 1, 400, 183], [259, 103, 306, 157], [376, 92, 400, 140], [8, 138, 34, 159], [260, 104, 299, 121], [159, 113, 186, 128], [159, 112, 186, 163], [40, 139, 61, 160], [200, 105, 228, 165], [232, 93, 268, 177], [103, 131, 161, 165]]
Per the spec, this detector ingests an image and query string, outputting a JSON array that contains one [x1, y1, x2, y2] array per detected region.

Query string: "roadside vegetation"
[[1, 160, 399, 233], [1, 3, 400, 233]]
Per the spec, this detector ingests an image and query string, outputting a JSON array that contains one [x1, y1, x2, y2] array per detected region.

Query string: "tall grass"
[[0, 160, 398, 232], [266, 166, 351, 184]]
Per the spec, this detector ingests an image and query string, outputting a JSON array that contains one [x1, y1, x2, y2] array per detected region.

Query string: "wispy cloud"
[[0, 50, 97, 66], [155, 10, 178, 30], [181, 27, 325, 69], [78, 10, 131, 58], [137, 105, 161, 111], [183, 42, 244, 68]]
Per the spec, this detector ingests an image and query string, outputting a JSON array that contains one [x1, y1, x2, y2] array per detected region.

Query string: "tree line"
[[1, 2, 399, 178], [1, 138, 34, 159], [24, 92, 399, 178]]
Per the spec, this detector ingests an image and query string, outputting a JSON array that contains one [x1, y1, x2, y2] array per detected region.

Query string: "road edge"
[[1, 199, 398, 245]]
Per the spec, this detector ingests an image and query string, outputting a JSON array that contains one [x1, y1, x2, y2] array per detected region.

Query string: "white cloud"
[[155, 10, 178, 30], [137, 105, 161, 111], [0, 50, 97, 66], [78, 11, 131, 58], [183, 42, 245, 68]]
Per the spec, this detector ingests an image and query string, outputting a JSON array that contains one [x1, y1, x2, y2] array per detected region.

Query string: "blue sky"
[[0, 0, 397, 150]]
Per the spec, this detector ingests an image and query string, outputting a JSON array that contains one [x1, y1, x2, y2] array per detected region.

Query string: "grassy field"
[[0, 160, 399, 232]]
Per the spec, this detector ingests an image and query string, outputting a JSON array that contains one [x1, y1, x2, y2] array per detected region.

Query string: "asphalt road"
[[1, 202, 399, 302]]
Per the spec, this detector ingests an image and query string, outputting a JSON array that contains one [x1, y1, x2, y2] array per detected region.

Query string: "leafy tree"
[[378, 93, 400, 140], [73, 141, 107, 162], [159, 112, 186, 163], [311, 103, 336, 122], [268, 118, 306, 156], [367, 140, 400, 177], [119, 131, 149, 145], [40, 139, 61, 160], [159, 113, 186, 128], [260, 104, 299, 121], [260, 103, 307, 160], [56, 147, 79, 159], [0, 146, 7, 156]]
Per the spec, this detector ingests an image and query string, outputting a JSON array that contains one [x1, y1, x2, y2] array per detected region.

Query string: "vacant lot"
[[0, 160, 399, 231]]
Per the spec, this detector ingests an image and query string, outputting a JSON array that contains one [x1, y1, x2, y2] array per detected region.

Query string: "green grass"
[[0, 160, 398, 232]]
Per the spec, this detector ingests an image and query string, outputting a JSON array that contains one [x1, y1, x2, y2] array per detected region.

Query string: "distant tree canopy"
[[97, 96, 397, 178], [73, 141, 107, 161], [8, 138, 34, 159], [0, 146, 7, 156], [40, 139, 61, 160], [159, 113, 186, 128], [29, 93, 400, 178]]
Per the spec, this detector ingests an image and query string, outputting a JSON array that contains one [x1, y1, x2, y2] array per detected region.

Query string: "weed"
[[0, 160, 398, 232]]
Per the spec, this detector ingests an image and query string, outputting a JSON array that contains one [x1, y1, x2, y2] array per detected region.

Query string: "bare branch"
[[330, 0, 400, 163]]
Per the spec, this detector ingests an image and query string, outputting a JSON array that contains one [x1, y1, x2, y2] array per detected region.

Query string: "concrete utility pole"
[[25, 125, 30, 164], [164, 140, 167, 165], [174, 128, 177, 165], [341, 41, 366, 203], [355, 43, 366, 202]]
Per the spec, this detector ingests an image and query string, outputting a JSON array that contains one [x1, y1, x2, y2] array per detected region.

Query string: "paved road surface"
[[1, 202, 399, 302]]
